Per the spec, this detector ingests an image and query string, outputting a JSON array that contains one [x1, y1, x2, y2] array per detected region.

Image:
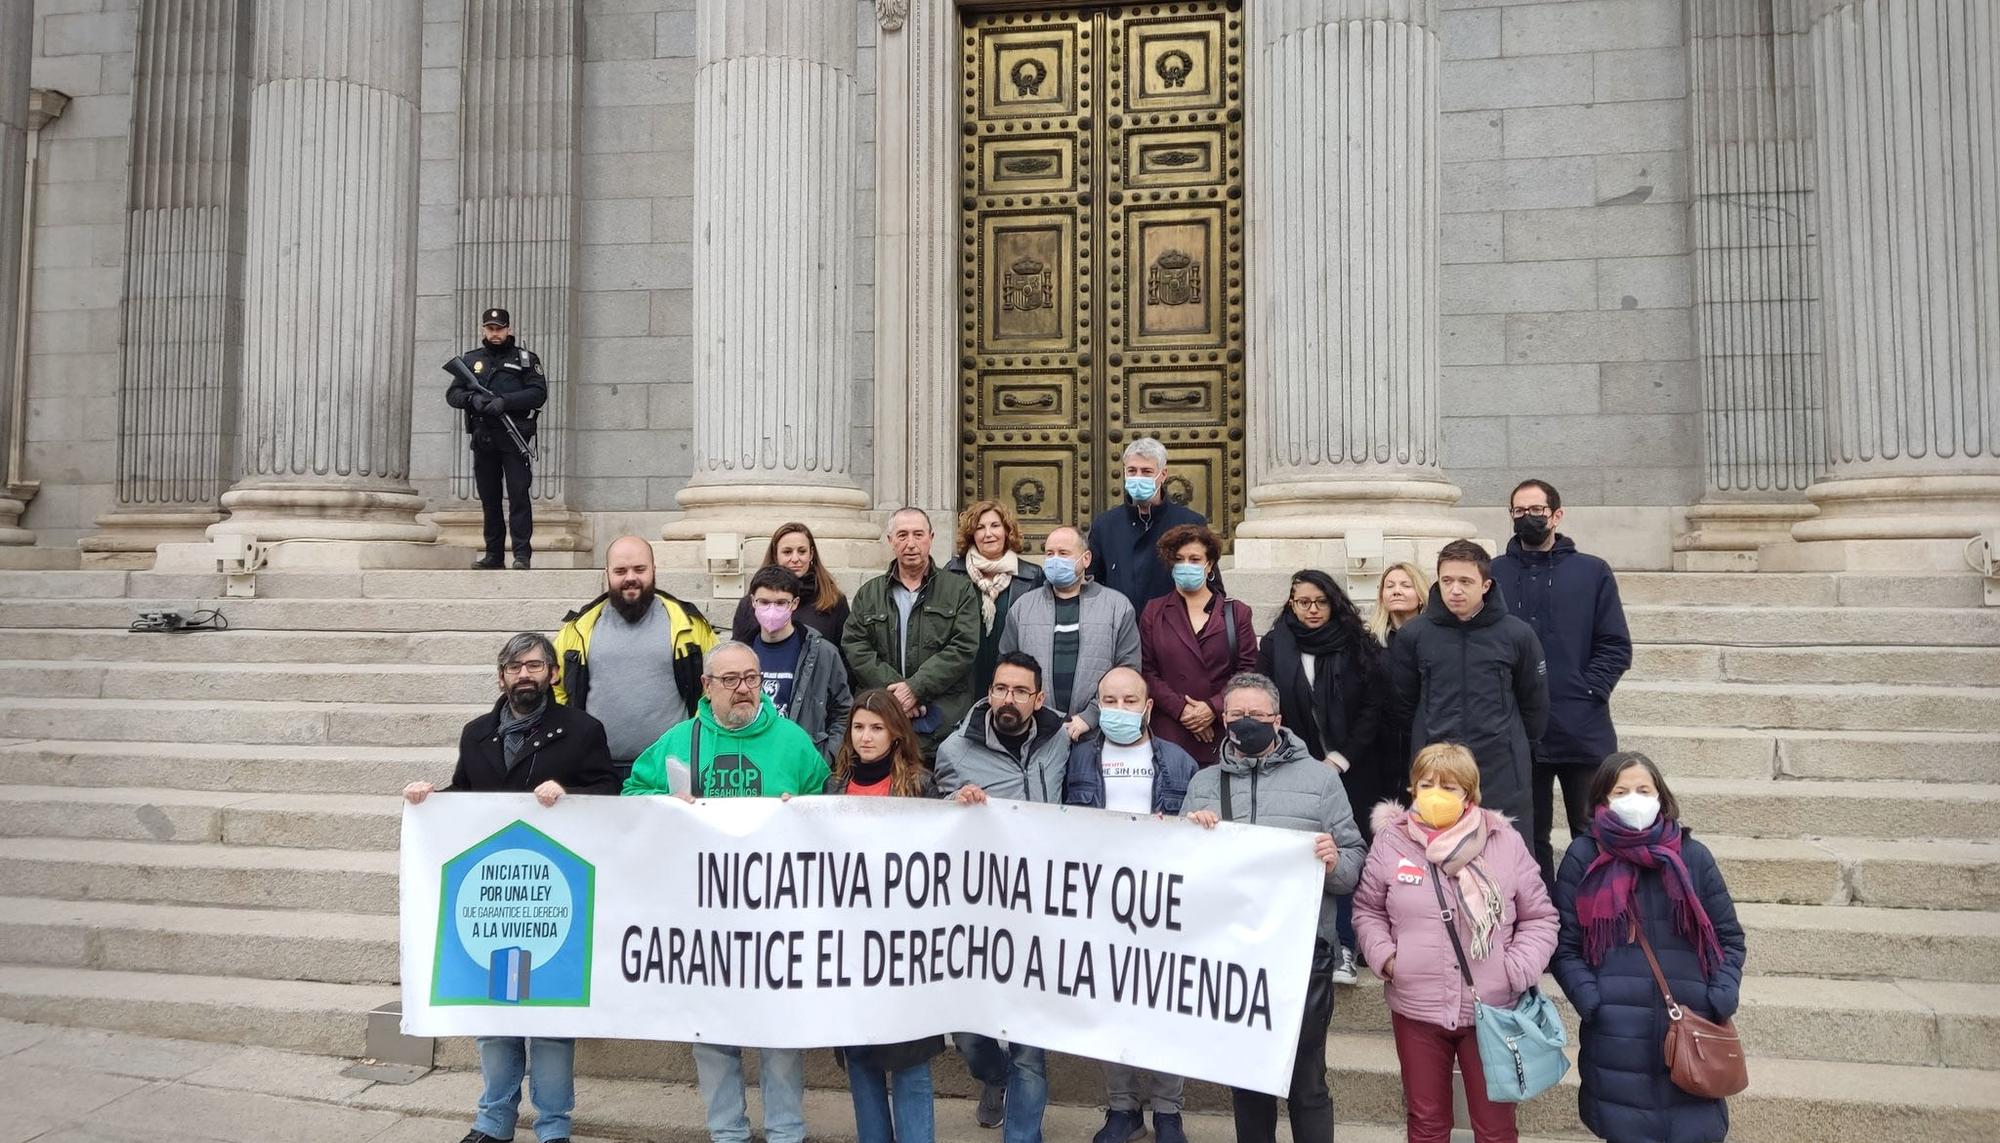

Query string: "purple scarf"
[[1576, 808, 1723, 976]]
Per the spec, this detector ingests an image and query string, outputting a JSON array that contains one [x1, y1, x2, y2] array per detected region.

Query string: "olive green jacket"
[[842, 560, 983, 753]]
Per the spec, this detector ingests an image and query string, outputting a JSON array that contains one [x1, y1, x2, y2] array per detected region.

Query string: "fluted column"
[[663, 0, 877, 555], [1234, 0, 1470, 567], [204, 0, 436, 552], [0, 6, 30, 544], [83, 0, 250, 565], [1778, 0, 2000, 571], [1675, 0, 1827, 570]]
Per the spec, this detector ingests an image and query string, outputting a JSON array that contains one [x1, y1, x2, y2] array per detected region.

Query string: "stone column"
[[1675, 0, 1827, 570], [1233, 0, 1472, 569], [82, 0, 250, 567], [183, 0, 440, 568], [1774, 0, 2000, 571], [0, 5, 31, 545], [428, 0, 592, 566], [661, 0, 878, 568]]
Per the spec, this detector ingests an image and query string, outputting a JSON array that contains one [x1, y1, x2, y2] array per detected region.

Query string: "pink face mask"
[[753, 602, 793, 634]]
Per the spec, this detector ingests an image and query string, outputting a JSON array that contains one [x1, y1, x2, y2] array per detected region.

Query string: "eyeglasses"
[[501, 660, 552, 677], [1221, 710, 1279, 723], [1289, 597, 1330, 611], [709, 671, 765, 691], [989, 684, 1040, 702], [1508, 506, 1554, 519]]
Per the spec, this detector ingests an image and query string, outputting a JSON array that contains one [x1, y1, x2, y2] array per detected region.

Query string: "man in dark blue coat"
[[1086, 437, 1220, 612], [1490, 479, 1634, 884]]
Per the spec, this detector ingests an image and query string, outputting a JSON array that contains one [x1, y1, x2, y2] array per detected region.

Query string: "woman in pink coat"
[[1353, 743, 1560, 1143]]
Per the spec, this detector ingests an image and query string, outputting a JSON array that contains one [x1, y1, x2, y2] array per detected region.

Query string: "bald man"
[[554, 535, 718, 779], [1000, 525, 1141, 740]]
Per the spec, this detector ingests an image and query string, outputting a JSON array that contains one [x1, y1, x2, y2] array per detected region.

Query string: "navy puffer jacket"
[[1489, 535, 1632, 765], [1552, 832, 1747, 1143]]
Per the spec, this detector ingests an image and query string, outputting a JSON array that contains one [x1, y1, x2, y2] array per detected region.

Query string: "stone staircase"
[[0, 567, 1996, 1141]]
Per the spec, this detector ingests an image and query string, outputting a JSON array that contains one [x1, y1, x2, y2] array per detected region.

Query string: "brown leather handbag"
[[1632, 920, 1749, 1098]]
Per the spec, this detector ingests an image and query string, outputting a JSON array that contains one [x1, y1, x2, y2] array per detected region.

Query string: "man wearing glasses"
[[1182, 671, 1363, 1143], [403, 632, 617, 1143], [936, 651, 1073, 1143], [621, 640, 829, 1143], [1488, 479, 1632, 886]]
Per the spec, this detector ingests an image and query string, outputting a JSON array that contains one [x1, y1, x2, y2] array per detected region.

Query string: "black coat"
[[1553, 833, 1747, 1143], [1384, 583, 1548, 831], [445, 340, 547, 453], [1490, 535, 1632, 765], [1258, 620, 1388, 840], [448, 697, 619, 796], [1085, 499, 1220, 613]]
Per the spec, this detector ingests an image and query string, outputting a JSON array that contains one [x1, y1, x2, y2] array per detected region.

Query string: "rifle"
[[445, 355, 535, 465]]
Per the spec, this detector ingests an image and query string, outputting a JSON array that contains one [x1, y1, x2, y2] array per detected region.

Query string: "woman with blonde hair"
[[731, 522, 851, 645], [944, 499, 1045, 694], [1353, 743, 1558, 1143], [1369, 560, 1430, 644]]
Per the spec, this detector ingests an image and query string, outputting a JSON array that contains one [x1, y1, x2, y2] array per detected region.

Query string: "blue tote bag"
[[1430, 863, 1571, 1103]]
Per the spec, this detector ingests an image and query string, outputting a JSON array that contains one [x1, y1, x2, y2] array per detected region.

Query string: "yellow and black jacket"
[[553, 589, 716, 714]]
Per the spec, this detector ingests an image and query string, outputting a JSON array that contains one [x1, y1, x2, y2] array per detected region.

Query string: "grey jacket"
[[780, 626, 852, 762], [933, 703, 1070, 805], [998, 581, 1141, 729], [1181, 727, 1367, 943]]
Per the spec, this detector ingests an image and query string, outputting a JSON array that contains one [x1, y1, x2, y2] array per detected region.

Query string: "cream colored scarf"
[[963, 549, 1020, 631]]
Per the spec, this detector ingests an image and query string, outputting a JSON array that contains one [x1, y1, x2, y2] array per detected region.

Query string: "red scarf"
[[1576, 808, 1723, 975]]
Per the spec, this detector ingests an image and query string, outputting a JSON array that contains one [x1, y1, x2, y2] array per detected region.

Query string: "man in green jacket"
[[842, 507, 983, 758], [621, 640, 827, 1143], [622, 640, 829, 799]]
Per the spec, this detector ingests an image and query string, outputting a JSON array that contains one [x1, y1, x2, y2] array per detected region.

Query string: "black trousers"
[[472, 447, 534, 560], [1229, 940, 1335, 1143], [1534, 758, 1595, 886]]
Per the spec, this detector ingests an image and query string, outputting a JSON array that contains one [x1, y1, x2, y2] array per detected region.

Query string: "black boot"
[[471, 554, 504, 570]]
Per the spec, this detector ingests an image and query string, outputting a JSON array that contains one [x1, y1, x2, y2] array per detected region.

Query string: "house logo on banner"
[[433, 820, 596, 1007]]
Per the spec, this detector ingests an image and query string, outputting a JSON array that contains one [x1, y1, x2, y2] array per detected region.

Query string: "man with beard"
[[935, 651, 1072, 1142], [403, 632, 616, 1143], [621, 641, 828, 1143], [554, 535, 716, 782], [445, 307, 547, 569]]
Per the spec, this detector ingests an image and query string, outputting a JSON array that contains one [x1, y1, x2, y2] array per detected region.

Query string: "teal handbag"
[[1431, 863, 1571, 1103]]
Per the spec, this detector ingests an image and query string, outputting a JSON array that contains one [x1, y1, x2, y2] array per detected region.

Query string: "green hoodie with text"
[[622, 693, 829, 799]]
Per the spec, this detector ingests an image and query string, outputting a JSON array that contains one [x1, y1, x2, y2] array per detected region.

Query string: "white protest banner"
[[400, 793, 1325, 1095]]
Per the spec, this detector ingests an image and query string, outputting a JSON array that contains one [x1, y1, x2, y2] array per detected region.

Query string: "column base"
[[0, 496, 33, 547], [427, 506, 596, 569], [658, 481, 884, 586], [148, 484, 454, 572], [80, 508, 227, 569], [1231, 477, 1478, 570], [1673, 501, 1817, 572], [1766, 474, 2000, 573]]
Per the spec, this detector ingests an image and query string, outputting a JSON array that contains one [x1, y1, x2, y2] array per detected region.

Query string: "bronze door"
[[958, 1, 1246, 545]]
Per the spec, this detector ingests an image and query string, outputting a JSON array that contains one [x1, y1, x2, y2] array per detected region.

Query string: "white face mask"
[[1608, 792, 1661, 831]]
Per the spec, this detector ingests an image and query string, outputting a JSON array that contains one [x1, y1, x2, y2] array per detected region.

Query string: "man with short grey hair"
[[1182, 670, 1363, 1143], [403, 631, 616, 1143], [843, 507, 983, 757], [1087, 437, 1218, 611]]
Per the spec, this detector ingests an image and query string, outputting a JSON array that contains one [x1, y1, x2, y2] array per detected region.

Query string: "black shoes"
[[457, 1131, 510, 1143], [976, 1080, 1006, 1128], [471, 555, 504, 570], [1093, 1109, 1146, 1143], [511, 557, 531, 569], [1153, 1111, 1186, 1143]]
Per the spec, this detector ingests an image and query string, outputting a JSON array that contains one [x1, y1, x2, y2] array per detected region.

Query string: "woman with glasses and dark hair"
[[1553, 752, 1746, 1143], [1137, 523, 1257, 767], [1256, 569, 1388, 984]]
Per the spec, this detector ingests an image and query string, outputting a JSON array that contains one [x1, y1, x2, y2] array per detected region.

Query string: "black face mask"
[[1226, 716, 1277, 756], [1513, 514, 1553, 545]]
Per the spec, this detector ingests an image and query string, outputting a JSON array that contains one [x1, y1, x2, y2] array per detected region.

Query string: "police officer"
[[446, 307, 547, 569]]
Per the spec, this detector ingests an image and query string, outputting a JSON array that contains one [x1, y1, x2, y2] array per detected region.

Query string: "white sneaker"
[[1332, 945, 1359, 985]]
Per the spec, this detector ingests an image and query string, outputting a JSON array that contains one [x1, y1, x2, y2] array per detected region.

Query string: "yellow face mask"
[[1413, 787, 1466, 830]]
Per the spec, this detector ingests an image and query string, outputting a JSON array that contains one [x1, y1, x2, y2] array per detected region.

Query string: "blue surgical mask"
[[1099, 707, 1145, 745], [1043, 555, 1079, 588], [1171, 562, 1207, 592], [1124, 475, 1158, 503]]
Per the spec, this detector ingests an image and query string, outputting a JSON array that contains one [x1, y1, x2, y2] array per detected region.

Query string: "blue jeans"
[[474, 1036, 575, 1142], [954, 1033, 1048, 1143], [691, 1043, 806, 1143], [845, 1052, 936, 1143]]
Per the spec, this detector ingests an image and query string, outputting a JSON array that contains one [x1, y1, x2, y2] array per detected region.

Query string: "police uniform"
[[445, 307, 547, 568]]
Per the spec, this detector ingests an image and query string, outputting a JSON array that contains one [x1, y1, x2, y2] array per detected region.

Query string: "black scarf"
[[848, 756, 894, 787], [498, 694, 546, 771], [1276, 612, 1350, 755]]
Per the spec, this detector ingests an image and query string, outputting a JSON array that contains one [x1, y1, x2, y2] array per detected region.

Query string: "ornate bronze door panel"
[[958, 2, 1246, 543]]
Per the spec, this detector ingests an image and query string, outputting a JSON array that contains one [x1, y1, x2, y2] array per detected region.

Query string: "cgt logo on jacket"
[[434, 820, 596, 1007]]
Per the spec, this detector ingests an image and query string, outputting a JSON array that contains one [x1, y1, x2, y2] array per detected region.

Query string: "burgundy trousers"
[[1389, 1011, 1519, 1143]]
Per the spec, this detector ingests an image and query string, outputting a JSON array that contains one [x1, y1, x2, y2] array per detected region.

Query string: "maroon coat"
[[1138, 591, 1259, 766]]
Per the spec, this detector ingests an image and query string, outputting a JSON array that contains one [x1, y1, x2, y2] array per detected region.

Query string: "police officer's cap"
[[480, 307, 511, 328]]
